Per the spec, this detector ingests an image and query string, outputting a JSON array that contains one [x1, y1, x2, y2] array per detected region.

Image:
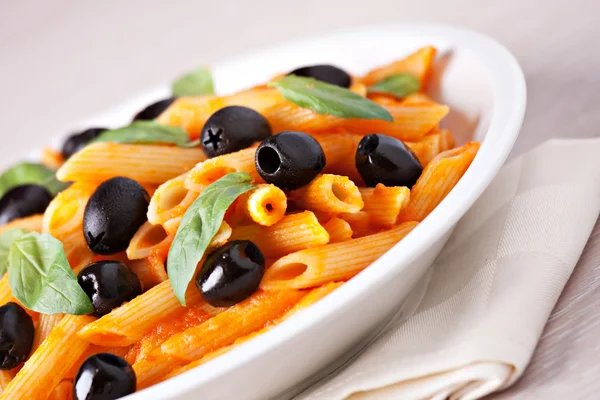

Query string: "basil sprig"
[[172, 67, 215, 97], [0, 163, 66, 198], [269, 75, 393, 122], [8, 232, 93, 315], [0, 229, 28, 277], [92, 121, 191, 147], [168, 172, 255, 304], [368, 73, 421, 98]]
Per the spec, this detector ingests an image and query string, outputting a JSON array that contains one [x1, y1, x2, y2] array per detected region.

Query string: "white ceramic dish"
[[26, 23, 526, 400]]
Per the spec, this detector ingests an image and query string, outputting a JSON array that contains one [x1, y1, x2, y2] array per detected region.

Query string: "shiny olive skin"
[[289, 64, 352, 88], [132, 97, 176, 121], [62, 127, 107, 159], [83, 177, 149, 255], [196, 240, 265, 307], [0, 302, 34, 370], [355, 134, 423, 188], [73, 353, 136, 400], [201, 106, 272, 158], [255, 131, 325, 190], [0, 184, 53, 226], [78, 261, 142, 317]]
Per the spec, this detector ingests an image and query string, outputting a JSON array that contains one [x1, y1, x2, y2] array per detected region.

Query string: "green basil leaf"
[[8, 232, 94, 315], [172, 67, 215, 97], [269, 75, 393, 122], [0, 229, 28, 277], [93, 121, 190, 147], [0, 163, 66, 198], [368, 73, 421, 98], [168, 172, 255, 304]]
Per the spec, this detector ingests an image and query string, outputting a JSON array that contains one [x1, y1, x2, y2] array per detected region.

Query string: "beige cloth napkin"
[[288, 138, 600, 400]]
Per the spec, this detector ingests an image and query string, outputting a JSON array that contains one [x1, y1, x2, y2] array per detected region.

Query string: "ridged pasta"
[[322, 217, 353, 243], [233, 184, 287, 226], [291, 174, 364, 214], [47, 380, 72, 400], [57, 142, 206, 184], [360, 184, 410, 227], [127, 222, 173, 260], [261, 221, 418, 290], [40, 148, 64, 171], [147, 173, 200, 226], [398, 142, 480, 222], [128, 256, 168, 290], [0, 214, 43, 235], [406, 129, 455, 166], [229, 211, 329, 258], [31, 314, 65, 353], [312, 133, 363, 183], [360, 46, 437, 87], [338, 211, 372, 238]]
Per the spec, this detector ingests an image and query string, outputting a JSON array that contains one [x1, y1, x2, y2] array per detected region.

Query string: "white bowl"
[[40, 23, 526, 400]]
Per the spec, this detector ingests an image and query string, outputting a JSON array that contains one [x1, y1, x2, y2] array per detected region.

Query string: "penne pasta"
[[57, 142, 206, 184], [398, 142, 480, 222], [128, 256, 169, 290], [127, 221, 173, 260], [230, 211, 329, 258], [291, 174, 364, 214], [360, 184, 410, 227], [338, 211, 372, 238], [47, 380, 72, 400], [0, 315, 95, 400], [261, 221, 418, 290], [312, 133, 363, 183], [361, 46, 437, 87], [0, 370, 16, 394], [405, 129, 455, 166], [322, 217, 353, 243], [147, 173, 200, 226], [0, 214, 43, 235], [234, 184, 287, 226], [31, 314, 65, 353]]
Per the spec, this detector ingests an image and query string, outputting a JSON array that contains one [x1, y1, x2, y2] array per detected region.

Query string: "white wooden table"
[[1, 1, 599, 398]]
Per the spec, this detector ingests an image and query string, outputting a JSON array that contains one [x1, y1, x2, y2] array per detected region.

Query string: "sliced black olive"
[[196, 240, 265, 307], [255, 131, 325, 190], [62, 127, 107, 159], [73, 353, 136, 400], [355, 134, 423, 188], [133, 97, 176, 121], [83, 177, 149, 255], [201, 106, 271, 158], [78, 261, 142, 317], [0, 302, 34, 369], [289, 65, 352, 88], [0, 184, 53, 226]]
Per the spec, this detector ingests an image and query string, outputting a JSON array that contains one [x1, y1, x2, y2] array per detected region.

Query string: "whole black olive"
[[201, 106, 271, 158], [73, 353, 136, 400], [355, 134, 423, 188], [83, 177, 149, 255], [0, 302, 34, 369], [78, 261, 142, 317], [62, 127, 107, 159], [196, 240, 265, 307], [0, 184, 53, 226], [255, 131, 325, 190], [133, 97, 176, 121], [289, 65, 352, 88]]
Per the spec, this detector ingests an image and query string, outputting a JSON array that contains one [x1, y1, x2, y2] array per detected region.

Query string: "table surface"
[[1, 1, 599, 398]]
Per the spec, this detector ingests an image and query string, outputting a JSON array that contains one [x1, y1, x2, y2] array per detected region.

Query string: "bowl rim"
[[124, 22, 527, 399]]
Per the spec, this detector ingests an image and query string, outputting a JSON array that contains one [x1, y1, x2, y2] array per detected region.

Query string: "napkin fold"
[[291, 138, 600, 400]]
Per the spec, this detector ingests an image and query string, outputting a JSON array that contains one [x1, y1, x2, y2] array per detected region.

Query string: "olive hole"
[[269, 263, 308, 281], [243, 242, 265, 265], [257, 147, 281, 174], [360, 135, 379, 155]]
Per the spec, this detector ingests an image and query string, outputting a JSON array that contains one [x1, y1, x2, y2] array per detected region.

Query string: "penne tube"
[[162, 216, 182, 236], [312, 133, 363, 183], [127, 221, 173, 260], [405, 129, 455, 166], [359, 184, 410, 227], [0, 370, 16, 393], [338, 211, 372, 238], [322, 217, 353, 243], [0, 277, 37, 319], [0, 214, 43, 235], [128, 256, 168, 290], [47, 380, 72, 400], [261, 221, 418, 290], [147, 173, 200, 226], [230, 211, 329, 258], [40, 148, 64, 171], [57, 142, 206, 184], [77, 280, 214, 347], [291, 174, 364, 214], [0, 315, 95, 400], [31, 314, 65, 353], [398, 142, 480, 222], [360, 46, 437, 87], [43, 182, 97, 239], [184, 147, 261, 192], [234, 184, 287, 227]]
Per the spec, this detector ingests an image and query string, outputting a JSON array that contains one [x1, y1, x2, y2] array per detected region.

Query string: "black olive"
[[0, 184, 53, 226], [196, 240, 265, 307], [133, 97, 176, 121], [62, 127, 107, 159], [355, 134, 423, 188], [201, 106, 271, 158], [0, 302, 34, 369], [78, 261, 142, 317], [255, 131, 325, 190], [289, 65, 352, 88], [83, 177, 149, 255], [73, 353, 136, 400]]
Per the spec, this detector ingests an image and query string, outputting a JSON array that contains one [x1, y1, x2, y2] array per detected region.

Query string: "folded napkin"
[[286, 138, 600, 400]]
